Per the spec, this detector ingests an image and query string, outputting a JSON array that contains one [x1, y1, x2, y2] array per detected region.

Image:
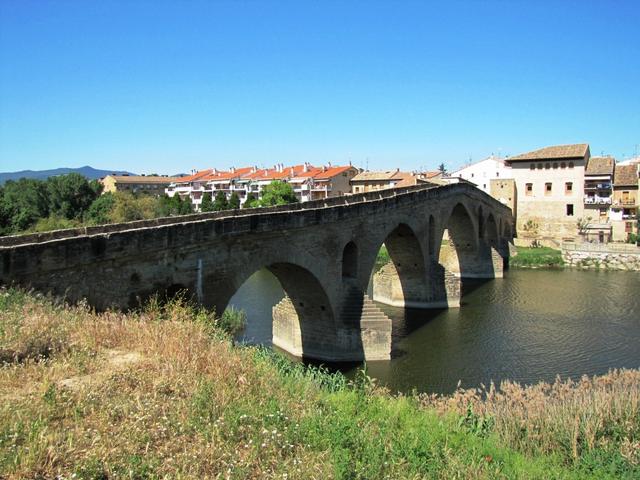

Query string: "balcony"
[[584, 183, 612, 191], [584, 196, 612, 205]]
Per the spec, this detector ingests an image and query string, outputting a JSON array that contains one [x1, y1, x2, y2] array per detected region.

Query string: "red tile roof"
[[174, 169, 214, 183], [508, 143, 590, 162], [313, 165, 355, 180]]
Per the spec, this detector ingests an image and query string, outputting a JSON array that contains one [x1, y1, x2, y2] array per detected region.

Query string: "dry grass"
[[420, 372, 640, 466], [1, 288, 638, 479]]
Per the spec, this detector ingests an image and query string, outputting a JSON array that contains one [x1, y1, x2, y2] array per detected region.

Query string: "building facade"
[[100, 175, 180, 195], [450, 156, 510, 194], [504, 144, 590, 243], [610, 164, 639, 242], [166, 163, 358, 209]]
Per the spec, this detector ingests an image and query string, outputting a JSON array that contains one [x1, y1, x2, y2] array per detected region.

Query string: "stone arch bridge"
[[0, 183, 513, 362]]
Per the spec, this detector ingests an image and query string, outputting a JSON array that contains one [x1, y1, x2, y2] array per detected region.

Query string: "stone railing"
[[0, 182, 510, 248]]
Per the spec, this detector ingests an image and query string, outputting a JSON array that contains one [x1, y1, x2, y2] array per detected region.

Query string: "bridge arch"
[[438, 202, 478, 277], [211, 259, 340, 360], [370, 222, 429, 308]]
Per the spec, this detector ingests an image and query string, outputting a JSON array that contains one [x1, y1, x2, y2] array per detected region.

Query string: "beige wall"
[[490, 179, 516, 218], [328, 168, 358, 197], [509, 158, 586, 241], [100, 176, 118, 193]]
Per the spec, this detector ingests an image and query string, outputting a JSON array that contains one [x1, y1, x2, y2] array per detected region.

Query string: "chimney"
[[231, 166, 236, 173], [290, 167, 294, 175], [303, 163, 308, 173], [322, 165, 327, 172]]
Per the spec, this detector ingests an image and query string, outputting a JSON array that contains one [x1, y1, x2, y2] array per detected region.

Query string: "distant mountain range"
[[0, 166, 137, 184]]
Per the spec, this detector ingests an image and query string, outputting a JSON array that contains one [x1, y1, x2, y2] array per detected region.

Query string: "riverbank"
[[1, 289, 638, 479], [509, 246, 564, 268]]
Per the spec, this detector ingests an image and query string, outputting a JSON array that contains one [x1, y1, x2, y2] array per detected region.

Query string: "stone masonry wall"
[[562, 250, 640, 271]]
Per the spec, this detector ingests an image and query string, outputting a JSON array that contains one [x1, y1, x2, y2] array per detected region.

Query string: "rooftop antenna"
[[366, 157, 369, 171]]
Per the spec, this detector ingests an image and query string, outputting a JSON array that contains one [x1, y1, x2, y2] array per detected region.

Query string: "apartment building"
[[504, 143, 589, 243], [166, 163, 358, 209], [100, 174, 180, 195]]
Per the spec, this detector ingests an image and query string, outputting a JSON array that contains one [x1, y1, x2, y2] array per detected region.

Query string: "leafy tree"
[[47, 173, 100, 220], [212, 191, 229, 211], [156, 194, 193, 217], [438, 163, 447, 175], [84, 192, 116, 226], [200, 192, 215, 212], [243, 193, 259, 209], [31, 215, 81, 232], [0, 178, 49, 233], [228, 192, 241, 210], [109, 192, 157, 223], [260, 181, 298, 207]]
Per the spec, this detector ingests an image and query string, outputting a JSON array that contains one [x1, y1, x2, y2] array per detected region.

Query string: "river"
[[230, 268, 640, 394]]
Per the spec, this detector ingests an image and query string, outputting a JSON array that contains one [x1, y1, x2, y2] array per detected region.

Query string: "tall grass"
[[1, 288, 638, 479], [510, 246, 564, 268]]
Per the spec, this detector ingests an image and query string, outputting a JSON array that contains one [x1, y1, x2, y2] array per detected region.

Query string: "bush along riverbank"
[[510, 246, 564, 268], [1, 289, 639, 479]]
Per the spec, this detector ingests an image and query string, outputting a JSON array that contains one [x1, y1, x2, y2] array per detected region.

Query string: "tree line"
[[0, 174, 298, 236]]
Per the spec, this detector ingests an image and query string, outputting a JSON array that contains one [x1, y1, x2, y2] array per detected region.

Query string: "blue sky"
[[1, 1, 639, 174]]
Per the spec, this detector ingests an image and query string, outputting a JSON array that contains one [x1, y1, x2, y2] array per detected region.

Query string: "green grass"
[[1, 288, 638, 479], [510, 246, 564, 268]]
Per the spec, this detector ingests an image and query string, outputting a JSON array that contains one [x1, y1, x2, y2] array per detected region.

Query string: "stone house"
[[504, 143, 589, 244]]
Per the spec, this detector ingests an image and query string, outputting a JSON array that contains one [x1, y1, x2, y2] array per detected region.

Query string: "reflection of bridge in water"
[[0, 183, 513, 362]]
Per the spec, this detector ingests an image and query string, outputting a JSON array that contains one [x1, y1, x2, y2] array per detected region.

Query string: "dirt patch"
[[58, 349, 143, 390]]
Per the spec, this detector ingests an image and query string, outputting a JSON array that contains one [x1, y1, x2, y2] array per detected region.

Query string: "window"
[[625, 222, 633, 233], [544, 163, 551, 169], [565, 182, 573, 194], [530, 164, 535, 170], [545, 182, 552, 195], [496, 172, 500, 177], [525, 183, 533, 195], [537, 163, 543, 169], [553, 162, 558, 169], [569, 162, 574, 169], [566, 204, 574, 216], [471, 173, 474, 178], [561, 162, 566, 169]]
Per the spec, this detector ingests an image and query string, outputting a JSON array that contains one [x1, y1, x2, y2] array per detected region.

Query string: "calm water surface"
[[231, 268, 640, 394]]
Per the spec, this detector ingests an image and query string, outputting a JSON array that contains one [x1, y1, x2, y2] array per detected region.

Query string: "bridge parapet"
[[0, 183, 510, 248]]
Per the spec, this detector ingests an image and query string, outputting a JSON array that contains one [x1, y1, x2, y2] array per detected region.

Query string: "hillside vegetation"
[[0, 289, 638, 479]]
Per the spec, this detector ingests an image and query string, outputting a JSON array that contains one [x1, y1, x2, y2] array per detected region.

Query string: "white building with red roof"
[[166, 162, 359, 209]]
